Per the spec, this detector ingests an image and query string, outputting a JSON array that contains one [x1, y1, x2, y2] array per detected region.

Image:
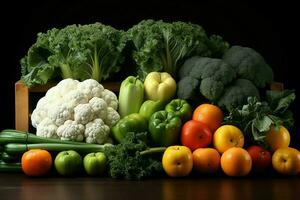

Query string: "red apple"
[[181, 120, 212, 151], [247, 145, 271, 172]]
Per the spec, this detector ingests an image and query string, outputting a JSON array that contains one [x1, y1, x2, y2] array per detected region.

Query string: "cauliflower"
[[77, 79, 104, 99], [101, 89, 118, 110], [57, 120, 85, 141], [89, 97, 107, 119], [31, 78, 119, 143], [85, 118, 111, 144], [36, 118, 58, 138], [31, 108, 47, 128], [54, 78, 80, 96], [104, 107, 120, 128], [63, 90, 89, 108], [48, 103, 74, 126], [74, 103, 94, 125]]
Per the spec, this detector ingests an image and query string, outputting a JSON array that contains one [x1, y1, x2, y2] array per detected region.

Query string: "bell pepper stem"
[[140, 147, 167, 156]]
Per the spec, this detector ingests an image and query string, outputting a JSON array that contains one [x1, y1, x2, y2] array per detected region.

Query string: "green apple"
[[83, 152, 107, 176], [54, 150, 82, 176]]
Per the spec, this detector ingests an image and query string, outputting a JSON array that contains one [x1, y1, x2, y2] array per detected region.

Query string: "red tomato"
[[247, 145, 271, 172], [181, 120, 212, 151]]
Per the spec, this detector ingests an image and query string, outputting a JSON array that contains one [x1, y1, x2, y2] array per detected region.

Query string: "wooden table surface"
[[0, 173, 299, 200]]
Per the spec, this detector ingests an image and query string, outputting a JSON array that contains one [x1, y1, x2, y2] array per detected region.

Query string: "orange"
[[192, 104, 223, 132], [265, 126, 290, 151], [272, 147, 300, 175], [192, 148, 220, 174], [221, 147, 252, 177], [213, 125, 244, 154], [21, 149, 53, 176]]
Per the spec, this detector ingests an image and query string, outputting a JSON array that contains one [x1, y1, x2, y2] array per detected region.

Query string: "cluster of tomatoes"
[[162, 104, 300, 177]]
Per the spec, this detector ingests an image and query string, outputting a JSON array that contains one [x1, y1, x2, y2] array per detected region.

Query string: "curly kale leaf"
[[127, 20, 229, 79], [21, 23, 126, 87], [104, 132, 163, 180]]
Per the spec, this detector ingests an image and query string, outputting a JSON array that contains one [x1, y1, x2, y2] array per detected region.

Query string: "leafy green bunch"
[[127, 19, 229, 79], [104, 132, 164, 180], [21, 23, 127, 87], [224, 90, 295, 147]]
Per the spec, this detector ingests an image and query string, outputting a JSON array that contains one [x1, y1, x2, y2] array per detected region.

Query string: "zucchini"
[[4, 143, 113, 155], [1, 152, 21, 163], [0, 129, 89, 145], [0, 161, 22, 173]]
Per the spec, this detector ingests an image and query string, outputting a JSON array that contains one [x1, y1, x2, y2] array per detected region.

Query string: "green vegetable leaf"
[[104, 132, 163, 180], [127, 20, 229, 79]]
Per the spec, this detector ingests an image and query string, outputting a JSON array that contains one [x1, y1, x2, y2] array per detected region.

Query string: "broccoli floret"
[[223, 46, 274, 88], [177, 76, 200, 100], [177, 57, 236, 101], [217, 79, 260, 111]]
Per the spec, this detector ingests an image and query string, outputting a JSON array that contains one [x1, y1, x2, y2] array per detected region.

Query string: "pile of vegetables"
[[1, 19, 298, 179], [0, 129, 165, 179]]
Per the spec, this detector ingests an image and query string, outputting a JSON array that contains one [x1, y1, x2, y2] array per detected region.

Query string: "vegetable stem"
[[140, 147, 166, 156]]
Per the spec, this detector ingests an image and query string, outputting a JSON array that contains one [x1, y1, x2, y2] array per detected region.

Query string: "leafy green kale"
[[224, 90, 295, 147], [104, 132, 165, 180], [127, 19, 229, 79], [21, 23, 126, 87], [223, 46, 274, 88]]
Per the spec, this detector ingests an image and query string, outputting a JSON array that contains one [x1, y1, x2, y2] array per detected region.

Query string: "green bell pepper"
[[149, 111, 182, 147], [139, 100, 165, 120], [118, 76, 144, 118], [165, 99, 192, 123], [112, 113, 148, 143]]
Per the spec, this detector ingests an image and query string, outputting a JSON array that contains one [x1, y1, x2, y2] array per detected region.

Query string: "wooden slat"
[[15, 81, 29, 131], [270, 82, 284, 91]]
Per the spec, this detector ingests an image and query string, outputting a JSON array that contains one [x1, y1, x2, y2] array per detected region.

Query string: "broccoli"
[[217, 79, 260, 111], [177, 57, 236, 103], [177, 56, 262, 111], [223, 46, 274, 88]]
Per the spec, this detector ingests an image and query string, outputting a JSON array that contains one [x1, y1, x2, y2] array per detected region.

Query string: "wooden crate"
[[15, 80, 121, 132]]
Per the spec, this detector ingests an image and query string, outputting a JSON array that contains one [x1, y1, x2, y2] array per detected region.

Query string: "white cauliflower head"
[[31, 108, 47, 128], [89, 97, 108, 119], [55, 78, 79, 96], [48, 103, 74, 126], [85, 118, 111, 144], [74, 103, 94, 125], [57, 120, 85, 142], [36, 118, 58, 138], [63, 90, 89, 108], [104, 107, 120, 128], [31, 78, 119, 142], [101, 89, 118, 110], [77, 79, 104, 100]]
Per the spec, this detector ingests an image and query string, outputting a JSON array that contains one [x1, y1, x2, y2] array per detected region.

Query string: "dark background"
[[0, 0, 299, 147]]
